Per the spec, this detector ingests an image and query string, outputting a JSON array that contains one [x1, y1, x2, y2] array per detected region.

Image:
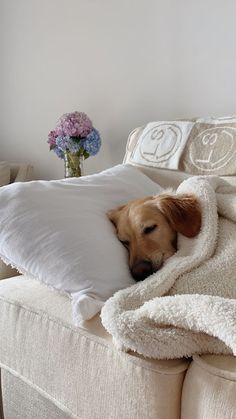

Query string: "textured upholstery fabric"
[[0, 276, 189, 419], [181, 354, 236, 419], [2, 369, 72, 419]]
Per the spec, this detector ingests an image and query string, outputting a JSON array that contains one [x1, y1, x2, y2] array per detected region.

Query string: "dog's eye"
[[120, 240, 130, 248], [143, 224, 157, 235]]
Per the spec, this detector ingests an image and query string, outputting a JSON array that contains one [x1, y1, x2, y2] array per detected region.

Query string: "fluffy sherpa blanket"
[[101, 176, 236, 359]]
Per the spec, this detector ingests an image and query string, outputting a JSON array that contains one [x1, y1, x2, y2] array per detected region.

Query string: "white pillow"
[[0, 165, 161, 322], [0, 161, 10, 187]]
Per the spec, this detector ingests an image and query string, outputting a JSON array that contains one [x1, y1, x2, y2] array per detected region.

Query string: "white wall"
[[1, 0, 236, 180]]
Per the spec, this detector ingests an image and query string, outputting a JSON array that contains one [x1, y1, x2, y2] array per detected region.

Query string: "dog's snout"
[[131, 261, 153, 282]]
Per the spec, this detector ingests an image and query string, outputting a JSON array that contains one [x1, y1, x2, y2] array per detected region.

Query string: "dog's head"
[[108, 193, 201, 281]]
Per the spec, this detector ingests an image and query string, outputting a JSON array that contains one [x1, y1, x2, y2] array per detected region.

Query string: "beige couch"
[[0, 143, 235, 418], [0, 275, 236, 419]]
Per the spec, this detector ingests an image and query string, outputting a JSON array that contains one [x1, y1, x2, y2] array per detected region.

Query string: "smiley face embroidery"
[[139, 123, 182, 163], [189, 127, 236, 172]]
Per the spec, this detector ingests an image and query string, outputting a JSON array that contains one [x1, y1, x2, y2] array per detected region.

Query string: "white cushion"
[[0, 164, 160, 321], [0, 161, 10, 187]]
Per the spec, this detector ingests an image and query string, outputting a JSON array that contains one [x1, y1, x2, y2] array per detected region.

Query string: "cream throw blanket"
[[101, 176, 236, 359]]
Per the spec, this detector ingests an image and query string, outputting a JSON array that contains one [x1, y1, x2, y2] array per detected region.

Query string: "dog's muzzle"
[[131, 261, 154, 282]]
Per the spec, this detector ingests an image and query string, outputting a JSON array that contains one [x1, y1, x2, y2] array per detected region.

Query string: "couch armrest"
[[0, 260, 19, 280], [10, 163, 34, 183], [0, 163, 33, 280]]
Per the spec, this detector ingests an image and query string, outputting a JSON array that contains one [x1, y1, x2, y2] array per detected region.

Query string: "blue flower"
[[54, 147, 64, 159], [56, 136, 82, 153], [66, 137, 82, 153], [81, 129, 101, 156], [56, 136, 69, 151]]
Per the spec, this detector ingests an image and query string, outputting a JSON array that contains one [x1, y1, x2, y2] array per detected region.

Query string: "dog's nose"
[[131, 261, 153, 281]]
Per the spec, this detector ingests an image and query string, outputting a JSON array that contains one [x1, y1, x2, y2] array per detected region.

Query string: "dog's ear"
[[107, 205, 125, 228], [155, 194, 201, 238]]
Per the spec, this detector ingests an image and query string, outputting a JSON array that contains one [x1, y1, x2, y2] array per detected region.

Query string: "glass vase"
[[64, 151, 84, 178]]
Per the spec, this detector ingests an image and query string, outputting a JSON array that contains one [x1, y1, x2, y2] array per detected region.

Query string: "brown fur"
[[108, 193, 201, 281]]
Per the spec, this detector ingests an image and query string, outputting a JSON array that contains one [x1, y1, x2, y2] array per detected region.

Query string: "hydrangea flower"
[[81, 129, 101, 156], [55, 112, 93, 138], [47, 111, 102, 173], [54, 147, 65, 159], [56, 136, 69, 151], [47, 130, 57, 146], [66, 138, 81, 153], [56, 136, 82, 153]]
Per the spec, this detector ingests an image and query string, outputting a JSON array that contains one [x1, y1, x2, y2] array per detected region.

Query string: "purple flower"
[[55, 112, 93, 138], [81, 129, 101, 156], [47, 130, 57, 146]]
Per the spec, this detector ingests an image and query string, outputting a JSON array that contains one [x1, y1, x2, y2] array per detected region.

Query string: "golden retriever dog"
[[108, 193, 201, 281]]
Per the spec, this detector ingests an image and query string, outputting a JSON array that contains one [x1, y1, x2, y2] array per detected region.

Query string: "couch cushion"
[[0, 162, 10, 187], [0, 275, 189, 419], [124, 116, 236, 179], [181, 354, 236, 419]]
